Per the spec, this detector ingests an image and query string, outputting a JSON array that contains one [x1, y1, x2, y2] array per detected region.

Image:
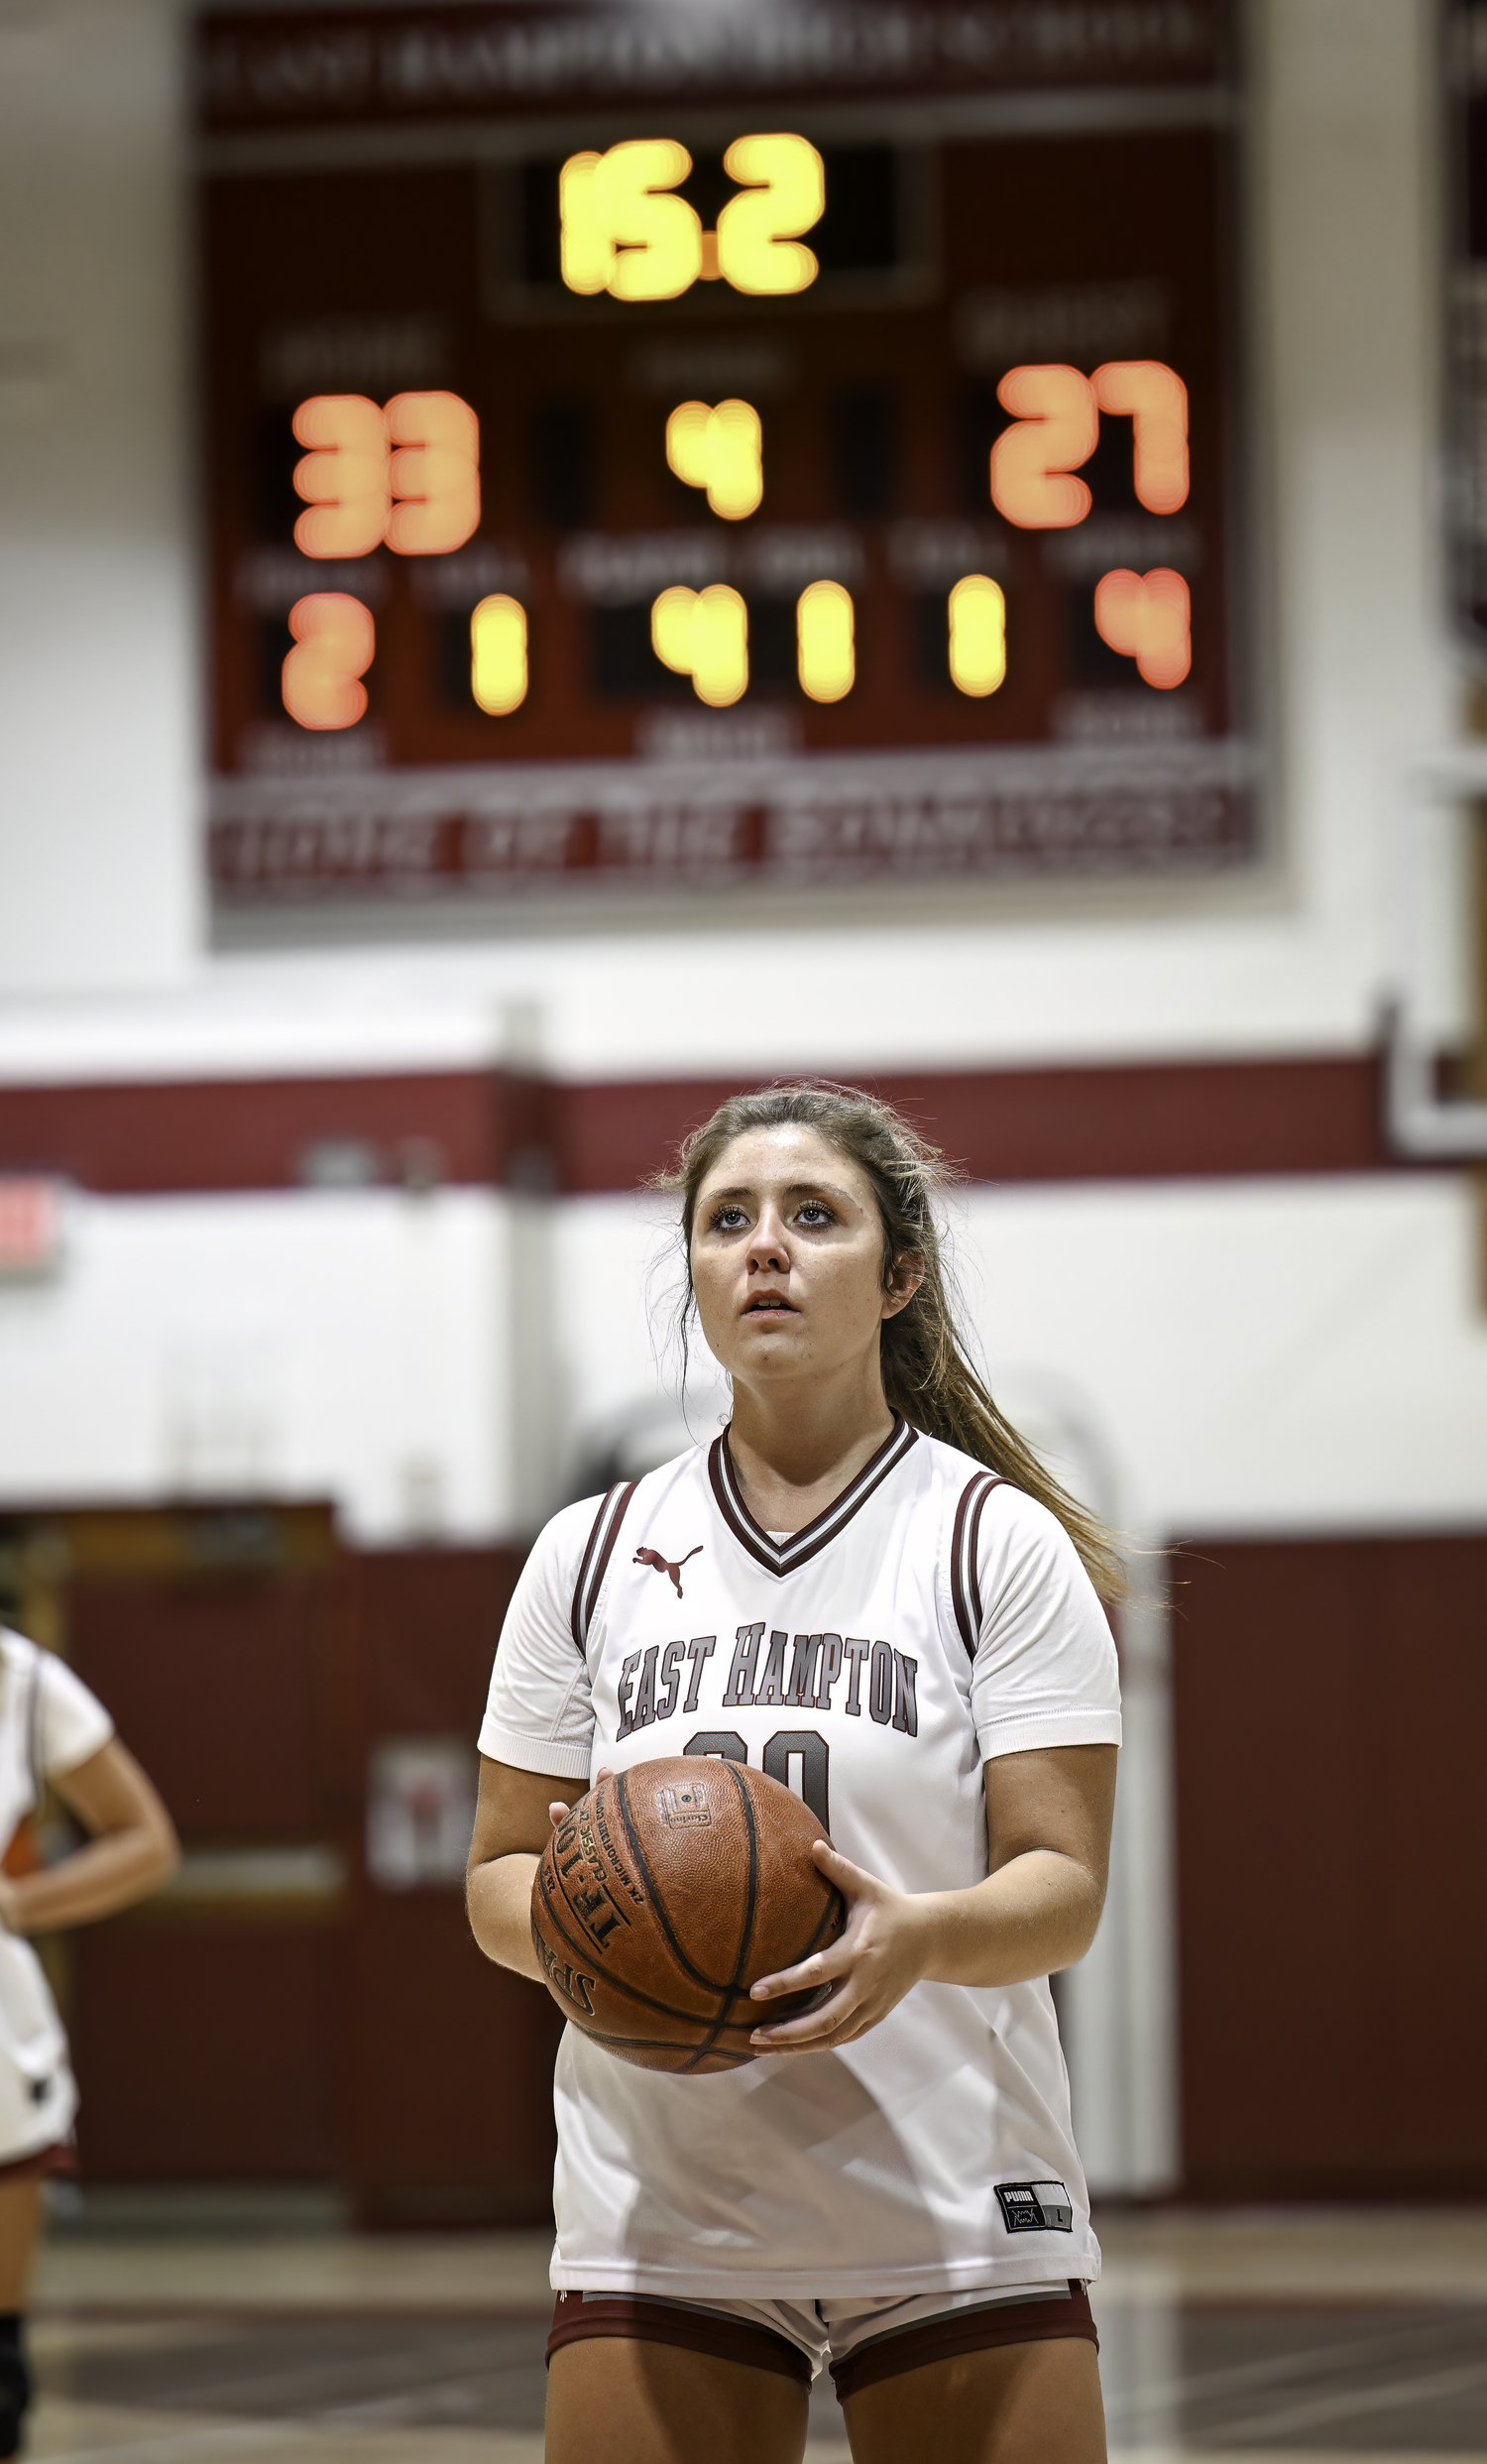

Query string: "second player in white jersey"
[[483, 1419, 1120, 2298]]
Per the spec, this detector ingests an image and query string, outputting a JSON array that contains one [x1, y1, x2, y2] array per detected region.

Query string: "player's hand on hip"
[[747, 1840, 931, 2053]]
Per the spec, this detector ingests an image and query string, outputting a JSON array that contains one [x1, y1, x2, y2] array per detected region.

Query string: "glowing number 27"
[[292, 391, 480, 559], [989, 361, 1189, 528]]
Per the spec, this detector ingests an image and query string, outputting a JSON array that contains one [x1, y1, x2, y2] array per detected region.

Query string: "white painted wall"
[[0, 0, 198, 997], [556, 1173, 1487, 1542], [0, 1186, 515, 1546]]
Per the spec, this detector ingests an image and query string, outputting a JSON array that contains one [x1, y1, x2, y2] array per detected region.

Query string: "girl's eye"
[[796, 1202, 833, 1227], [712, 1205, 747, 1231]]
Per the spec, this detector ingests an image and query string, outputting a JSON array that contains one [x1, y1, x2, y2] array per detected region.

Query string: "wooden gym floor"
[[23, 2204, 1487, 2462]]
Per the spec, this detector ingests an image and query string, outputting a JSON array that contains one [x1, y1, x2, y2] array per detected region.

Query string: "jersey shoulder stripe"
[[707, 1414, 919, 1577], [570, 1481, 640, 1654], [950, 1469, 1008, 1662]]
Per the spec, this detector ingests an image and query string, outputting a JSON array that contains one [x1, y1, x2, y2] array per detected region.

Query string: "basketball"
[[530, 1757, 847, 2073]]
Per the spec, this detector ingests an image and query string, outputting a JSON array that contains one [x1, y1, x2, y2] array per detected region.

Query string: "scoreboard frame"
[[196, 0, 1254, 927]]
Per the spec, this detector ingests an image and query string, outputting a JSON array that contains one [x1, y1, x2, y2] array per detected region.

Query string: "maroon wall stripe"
[[0, 1075, 511, 1195], [550, 1058, 1397, 1193], [0, 1054, 1400, 1197]]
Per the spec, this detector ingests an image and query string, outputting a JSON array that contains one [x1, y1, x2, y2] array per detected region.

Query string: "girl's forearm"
[[5, 1825, 177, 1935], [467, 1850, 544, 1979], [914, 1849, 1105, 1989]]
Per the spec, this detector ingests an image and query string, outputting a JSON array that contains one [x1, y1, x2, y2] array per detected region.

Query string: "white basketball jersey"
[[481, 1418, 1121, 2301]]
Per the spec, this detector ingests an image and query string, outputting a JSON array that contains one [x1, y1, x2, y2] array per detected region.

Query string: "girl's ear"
[[882, 1251, 925, 1320]]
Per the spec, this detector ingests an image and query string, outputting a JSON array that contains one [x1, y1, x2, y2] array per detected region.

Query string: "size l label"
[[995, 2180, 1074, 2233]]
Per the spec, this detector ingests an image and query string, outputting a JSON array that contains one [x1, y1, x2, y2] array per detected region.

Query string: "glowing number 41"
[[291, 392, 481, 559]]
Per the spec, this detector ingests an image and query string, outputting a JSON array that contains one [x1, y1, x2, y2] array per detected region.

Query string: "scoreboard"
[[198, 0, 1248, 916]]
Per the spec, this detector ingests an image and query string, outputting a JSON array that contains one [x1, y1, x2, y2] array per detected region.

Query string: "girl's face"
[[689, 1124, 920, 1393]]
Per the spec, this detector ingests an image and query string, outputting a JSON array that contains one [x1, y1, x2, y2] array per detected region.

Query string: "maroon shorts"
[[547, 2280, 1097, 2404], [0, 2142, 75, 2185]]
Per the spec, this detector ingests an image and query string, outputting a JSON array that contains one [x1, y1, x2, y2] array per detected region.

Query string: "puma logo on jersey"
[[633, 1544, 702, 1599]]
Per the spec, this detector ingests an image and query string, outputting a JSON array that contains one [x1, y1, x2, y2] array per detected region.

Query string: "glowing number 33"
[[291, 392, 481, 559]]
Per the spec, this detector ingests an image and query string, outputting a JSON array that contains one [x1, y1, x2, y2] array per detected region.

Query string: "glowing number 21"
[[292, 392, 481, 559]]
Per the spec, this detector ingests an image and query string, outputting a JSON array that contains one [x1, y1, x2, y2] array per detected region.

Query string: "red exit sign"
[[0, 1180, 64, 1277]]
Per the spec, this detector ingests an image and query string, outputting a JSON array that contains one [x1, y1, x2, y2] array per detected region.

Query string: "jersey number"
[[684, 1729, 830, 1830]]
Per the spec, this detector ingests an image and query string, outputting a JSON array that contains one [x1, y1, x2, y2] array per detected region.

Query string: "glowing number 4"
[[291, 391, 481, 560]]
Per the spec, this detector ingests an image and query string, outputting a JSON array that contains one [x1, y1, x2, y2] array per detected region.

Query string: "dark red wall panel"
[[354, 1548, 519, 1737], [346, 1547, 560, 2225], [59, 1524, 558, 2210], [70, 1575, 338, 1839], [73, 1923, 341, 2179], [1173, 1532, 1487, 2199], [347, 1896, 562, 2227]]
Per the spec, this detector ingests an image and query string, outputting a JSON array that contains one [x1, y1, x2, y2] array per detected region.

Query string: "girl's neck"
[[726, 1366, 896, 1534]]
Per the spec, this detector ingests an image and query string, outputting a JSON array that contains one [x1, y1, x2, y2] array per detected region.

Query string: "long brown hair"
[[657, 1081, 1124, 1602]]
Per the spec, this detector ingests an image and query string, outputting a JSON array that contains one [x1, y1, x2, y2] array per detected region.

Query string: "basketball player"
[[0, 1624, 178, 2455], [468, 1085, 1122, 2464]]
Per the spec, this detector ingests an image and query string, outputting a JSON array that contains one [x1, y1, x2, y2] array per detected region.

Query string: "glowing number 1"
[[292, 393, 480, 558]]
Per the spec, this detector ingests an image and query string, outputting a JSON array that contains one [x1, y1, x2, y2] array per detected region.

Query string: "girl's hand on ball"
[[547, 1768, 612, 1830], [747, 1839, 930, 2053]]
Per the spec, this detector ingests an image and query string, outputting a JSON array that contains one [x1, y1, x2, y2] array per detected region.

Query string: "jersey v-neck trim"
[[707, 1414, 919, 1577]]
